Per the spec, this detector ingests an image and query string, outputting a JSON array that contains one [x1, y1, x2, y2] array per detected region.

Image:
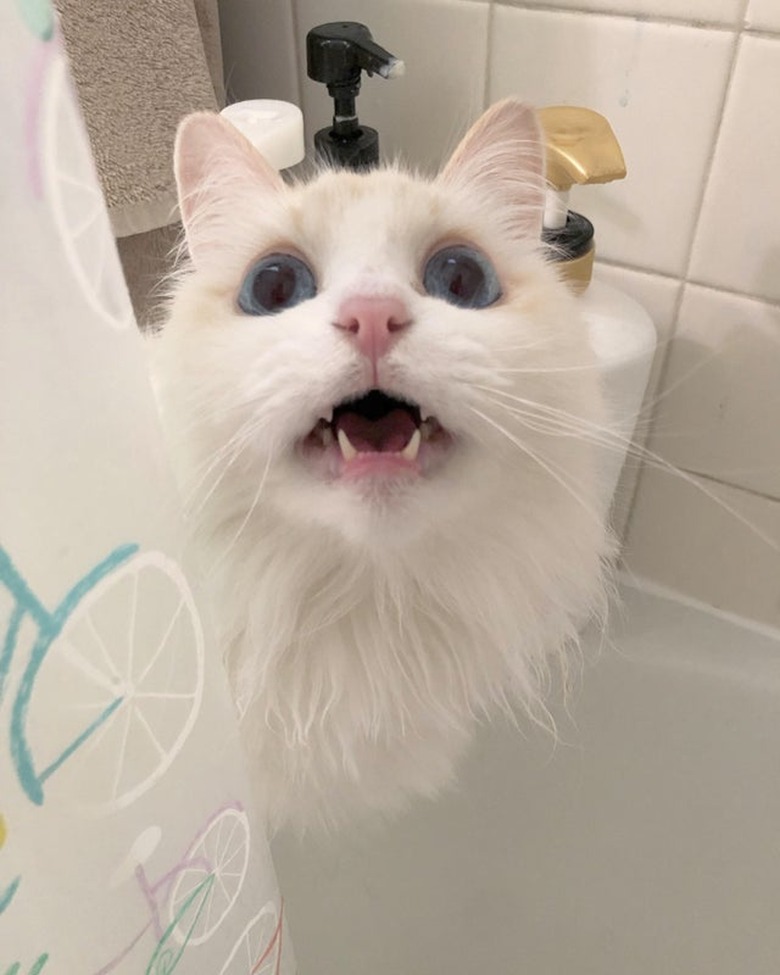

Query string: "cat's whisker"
[[480, 383, 680, 454], [467, 405, 606, 529], [184, 419, 255, 510], [186, 415, 264, 515], [476, 387, 780, 554], [491, 339, 555, 355], [186, 406, 280, 521], [494, 361, 605, 376], [491, 332, 733, 423], [630, 334, 742, 423], [207, 449, 273, 576], [481, 393, 659, 470], [474, 383, 629, 442]]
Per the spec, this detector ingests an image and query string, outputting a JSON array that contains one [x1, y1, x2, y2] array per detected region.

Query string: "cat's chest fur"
[[232, 583, 477, 833], [207, 496, 598, 832]]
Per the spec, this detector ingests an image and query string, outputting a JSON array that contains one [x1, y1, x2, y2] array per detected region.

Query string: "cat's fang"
[[401, 428, 421, 461], [420, 418, 439, 442], [337, 427, 358, 461]]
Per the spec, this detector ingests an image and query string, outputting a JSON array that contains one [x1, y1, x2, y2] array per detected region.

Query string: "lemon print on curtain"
[[1, 2, 290, 973], [0, 546, 204, 813], [16, 0, 54, 41], [41, 55, 135, 331]]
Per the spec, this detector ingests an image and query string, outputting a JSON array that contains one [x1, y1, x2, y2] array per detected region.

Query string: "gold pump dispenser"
[[538, 106, 626, 293]]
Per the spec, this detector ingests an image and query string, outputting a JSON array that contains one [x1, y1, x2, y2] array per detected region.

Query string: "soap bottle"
[[538, 106, 657, 522], [306, 22, 404, 170]]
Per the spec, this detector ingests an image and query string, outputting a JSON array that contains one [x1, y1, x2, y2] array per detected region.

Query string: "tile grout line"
[[664, 2, 751, 436], [680, 14, 746, 285], [596, 257, 681, 284], [746, 27, 780, 39], [493, 1, 780, 36], [596, 258, 780, 309], [620, 11, 750, 536], [614, 274, 685, 537], [616, 569, 780, 642], [678, 277, 780, 308], [494, 1, 743, 31]]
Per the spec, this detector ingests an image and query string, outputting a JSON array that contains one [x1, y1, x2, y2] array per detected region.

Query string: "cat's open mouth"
[[300, 389, 451, 480]]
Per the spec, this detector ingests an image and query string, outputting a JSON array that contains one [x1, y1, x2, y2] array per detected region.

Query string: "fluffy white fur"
[[150, 100, 613, 833]]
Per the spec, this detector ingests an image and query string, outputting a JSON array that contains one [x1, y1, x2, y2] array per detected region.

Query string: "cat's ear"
[[438, 99, 545, 241], [174, 112, 285, 267]]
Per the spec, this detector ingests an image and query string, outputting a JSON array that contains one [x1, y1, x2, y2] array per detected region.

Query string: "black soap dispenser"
[[306, 22, 404, 171]]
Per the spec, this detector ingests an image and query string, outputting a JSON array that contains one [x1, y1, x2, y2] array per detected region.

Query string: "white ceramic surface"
[[625, 466, 780, 628], [275, 585, 780, 974]]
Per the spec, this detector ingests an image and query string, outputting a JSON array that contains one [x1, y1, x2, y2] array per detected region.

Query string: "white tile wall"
[[689, 35, 780, 301], [217, 0, 780, 625], [649, 285, 780, 499], [745, 0, 780, 33]]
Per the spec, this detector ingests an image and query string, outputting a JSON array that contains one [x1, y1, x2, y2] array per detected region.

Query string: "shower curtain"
[[0, 3, 291, 972]]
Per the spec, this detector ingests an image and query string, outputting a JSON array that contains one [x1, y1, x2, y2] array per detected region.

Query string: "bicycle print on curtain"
[[0, 2, 291, 972]]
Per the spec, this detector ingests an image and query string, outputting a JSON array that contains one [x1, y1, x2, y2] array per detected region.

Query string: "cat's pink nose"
[[333, 295, 411, 364]]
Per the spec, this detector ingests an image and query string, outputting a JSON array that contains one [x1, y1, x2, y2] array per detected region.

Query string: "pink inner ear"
[[442, 99, 544, 183], [173, 112, 285, 266], [438, 99, 545, 239]]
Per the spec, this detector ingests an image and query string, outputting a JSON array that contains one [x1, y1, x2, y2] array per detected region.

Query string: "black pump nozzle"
[[306, 22, 403, 170]]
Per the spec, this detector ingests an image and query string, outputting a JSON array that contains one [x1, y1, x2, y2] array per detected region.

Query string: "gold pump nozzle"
[[538, 107, 626, 293], [538, 106, 626, 191]]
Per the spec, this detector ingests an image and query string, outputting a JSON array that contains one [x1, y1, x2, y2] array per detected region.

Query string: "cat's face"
[[160, 101, 602, 550]]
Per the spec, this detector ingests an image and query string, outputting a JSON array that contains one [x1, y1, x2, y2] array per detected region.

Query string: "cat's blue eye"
[[238, 254, 316, 316], [423, 245, 501, 309]]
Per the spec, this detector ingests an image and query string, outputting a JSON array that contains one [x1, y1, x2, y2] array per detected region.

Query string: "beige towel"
[[55, 0, 223, 238]]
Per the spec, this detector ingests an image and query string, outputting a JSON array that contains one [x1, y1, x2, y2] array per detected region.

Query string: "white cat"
[[150, 99, 613, 833]]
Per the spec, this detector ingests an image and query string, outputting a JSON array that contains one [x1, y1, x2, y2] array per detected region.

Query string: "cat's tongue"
[[335, 408, 416, 453]]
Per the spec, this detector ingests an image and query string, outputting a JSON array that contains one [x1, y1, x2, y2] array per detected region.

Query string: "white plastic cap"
[[220, 99, 305, 172]]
